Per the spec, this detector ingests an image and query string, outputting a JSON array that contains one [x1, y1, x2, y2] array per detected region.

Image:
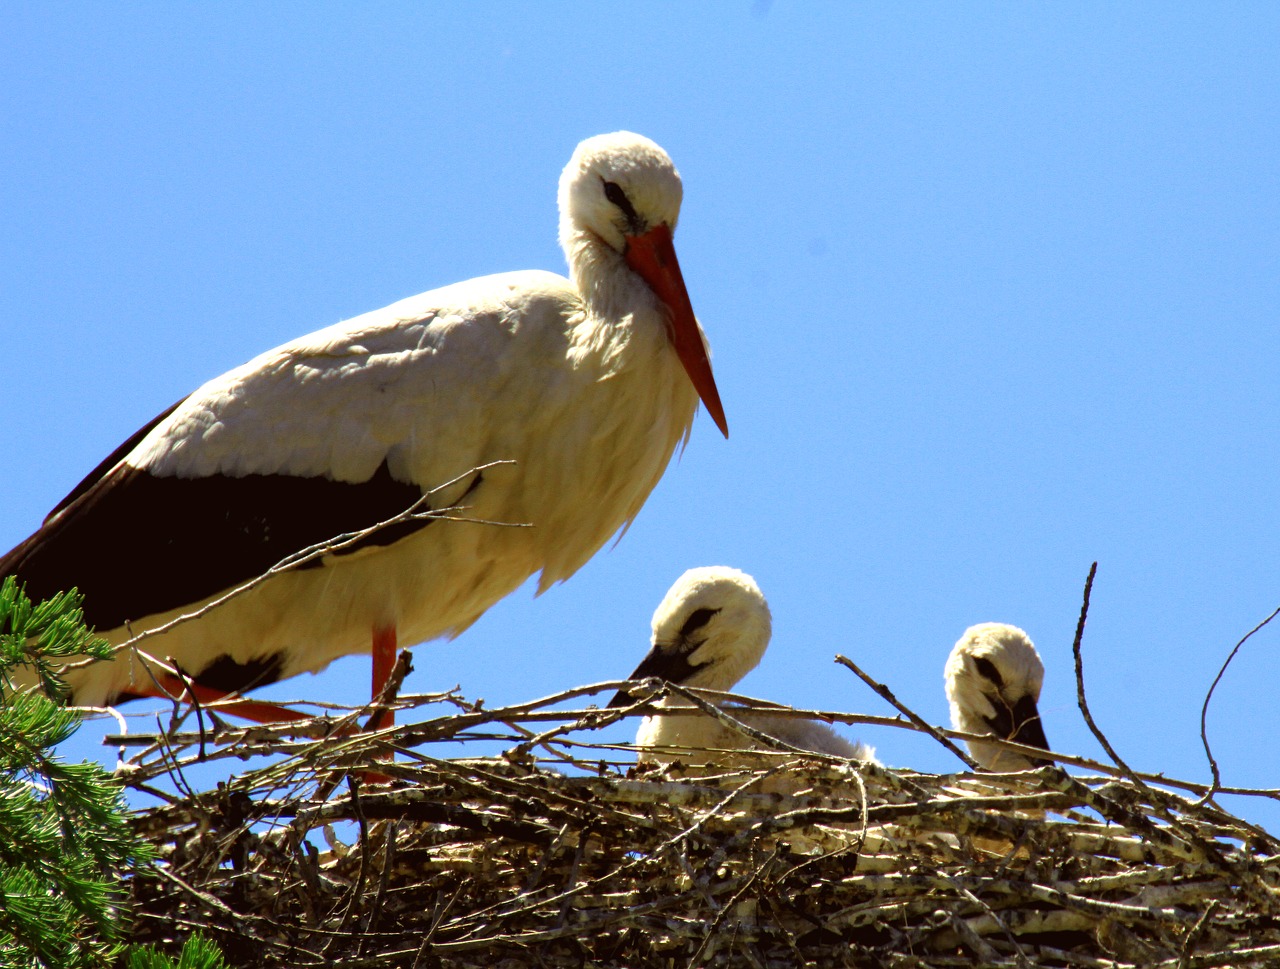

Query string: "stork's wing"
[[0, 458, 433, 633], [3, 269, 577, 633], [1, 455, 435, 634]]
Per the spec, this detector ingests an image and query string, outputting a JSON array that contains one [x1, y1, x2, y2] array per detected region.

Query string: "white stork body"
[[612, 567, 876, 773], [945, 623, 1051, 772], [3, 132, 727, 707]]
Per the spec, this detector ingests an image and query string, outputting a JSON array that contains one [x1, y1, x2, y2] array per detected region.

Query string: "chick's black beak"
[[983, 693, 1051, 767], [608, 643, 699, 708]]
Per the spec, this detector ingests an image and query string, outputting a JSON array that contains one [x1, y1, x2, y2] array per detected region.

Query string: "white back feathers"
[[945, 622, 1051, 772]]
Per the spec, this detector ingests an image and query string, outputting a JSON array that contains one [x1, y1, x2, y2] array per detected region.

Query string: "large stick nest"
[[114, 666, 1280, 968]]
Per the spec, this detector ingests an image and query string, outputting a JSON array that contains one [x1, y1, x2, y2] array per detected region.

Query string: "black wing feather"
[[0, 459, 437, 633]]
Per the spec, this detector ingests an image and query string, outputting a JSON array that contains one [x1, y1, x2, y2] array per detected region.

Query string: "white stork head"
[[557, 132, 728, 438], [945, 622, 1051, 772], [558, 131, 683, 256], [609, 566, 771, 706]]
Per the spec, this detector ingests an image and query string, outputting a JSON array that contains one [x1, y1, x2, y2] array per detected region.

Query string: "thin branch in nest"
[[1197, 604, 1280, 806], [362, 649, 415, 734], [165, 661, 212, 760], [835, 653, 979, 770], [1071, 561, 1137, 778], [413, 881, 464, 969], [331, 773, 373, 942], [1069, 566, 1158, 803], [1154, 941, 1280, 969], [147, 712, 200, 802], [688, 845, 784, 968], [1070, 564, 1236, 869], [360, 820, 399, 952]]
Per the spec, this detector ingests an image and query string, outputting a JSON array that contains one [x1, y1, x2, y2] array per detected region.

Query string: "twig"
[[360, 820, 398, 949], [835, 653, 979, 770], [1069, 564, 1229, 865], [1197, 605, 1280, 805], [333, 773, 373, 939], [1070, 562, 1137, 774], [362, 649, 414, 734], [167, 663, 211, 761]]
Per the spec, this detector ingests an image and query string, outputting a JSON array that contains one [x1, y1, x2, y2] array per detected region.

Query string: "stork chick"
[[611, 567, 875, 772], [945, 623, 1051, 771]]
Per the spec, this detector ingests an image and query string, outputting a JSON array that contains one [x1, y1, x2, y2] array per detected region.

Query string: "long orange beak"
[[624, 224, 729, 438]]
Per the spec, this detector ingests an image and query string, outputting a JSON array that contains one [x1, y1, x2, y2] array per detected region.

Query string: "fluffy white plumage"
[[945, 622, 1051, 772], [615, 567, 876, 773], [3, 131, 726, 708]]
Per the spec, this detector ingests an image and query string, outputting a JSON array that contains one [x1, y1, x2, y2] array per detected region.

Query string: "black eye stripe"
[[973, 656, 1004, 689], [601, 179, 642, 231], [679, 607, 719, 639]]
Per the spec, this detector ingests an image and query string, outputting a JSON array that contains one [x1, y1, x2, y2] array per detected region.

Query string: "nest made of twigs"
[[111, 671, 1280, 969]]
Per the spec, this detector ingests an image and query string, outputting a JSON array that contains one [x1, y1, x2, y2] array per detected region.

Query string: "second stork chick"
[[945, 622, 1051, 772]]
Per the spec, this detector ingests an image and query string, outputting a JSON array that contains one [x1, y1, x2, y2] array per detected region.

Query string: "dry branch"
[[1198, 604, 1280, 805]]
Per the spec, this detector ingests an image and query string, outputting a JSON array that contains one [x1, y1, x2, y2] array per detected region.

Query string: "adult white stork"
[[2, 131, 727, 722], [944, 622, 1051, 771], [610, 567, 876, 772]]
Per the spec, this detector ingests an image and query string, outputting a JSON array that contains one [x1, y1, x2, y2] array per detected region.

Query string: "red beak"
[[624, 224, 729, 438]]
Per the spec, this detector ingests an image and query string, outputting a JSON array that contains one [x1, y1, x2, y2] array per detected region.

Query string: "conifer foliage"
[[0, 577, 226, 968]]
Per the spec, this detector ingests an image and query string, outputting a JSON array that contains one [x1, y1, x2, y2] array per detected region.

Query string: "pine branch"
[[0, 579, 229, 967]]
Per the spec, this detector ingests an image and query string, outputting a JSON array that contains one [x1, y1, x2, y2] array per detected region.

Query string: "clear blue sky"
[[3, 6, 1277, 830]]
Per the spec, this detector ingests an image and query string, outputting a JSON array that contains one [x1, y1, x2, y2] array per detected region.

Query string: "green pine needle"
[[0, 578, 226, 967]]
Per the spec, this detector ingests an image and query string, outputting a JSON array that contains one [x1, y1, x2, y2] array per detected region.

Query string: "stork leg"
[[370, 625, 398, 733], [361, 626, 400, 785]]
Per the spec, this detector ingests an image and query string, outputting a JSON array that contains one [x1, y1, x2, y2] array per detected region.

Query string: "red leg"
[[360, 626, 400, 784], [370, 625, 397, 733]]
